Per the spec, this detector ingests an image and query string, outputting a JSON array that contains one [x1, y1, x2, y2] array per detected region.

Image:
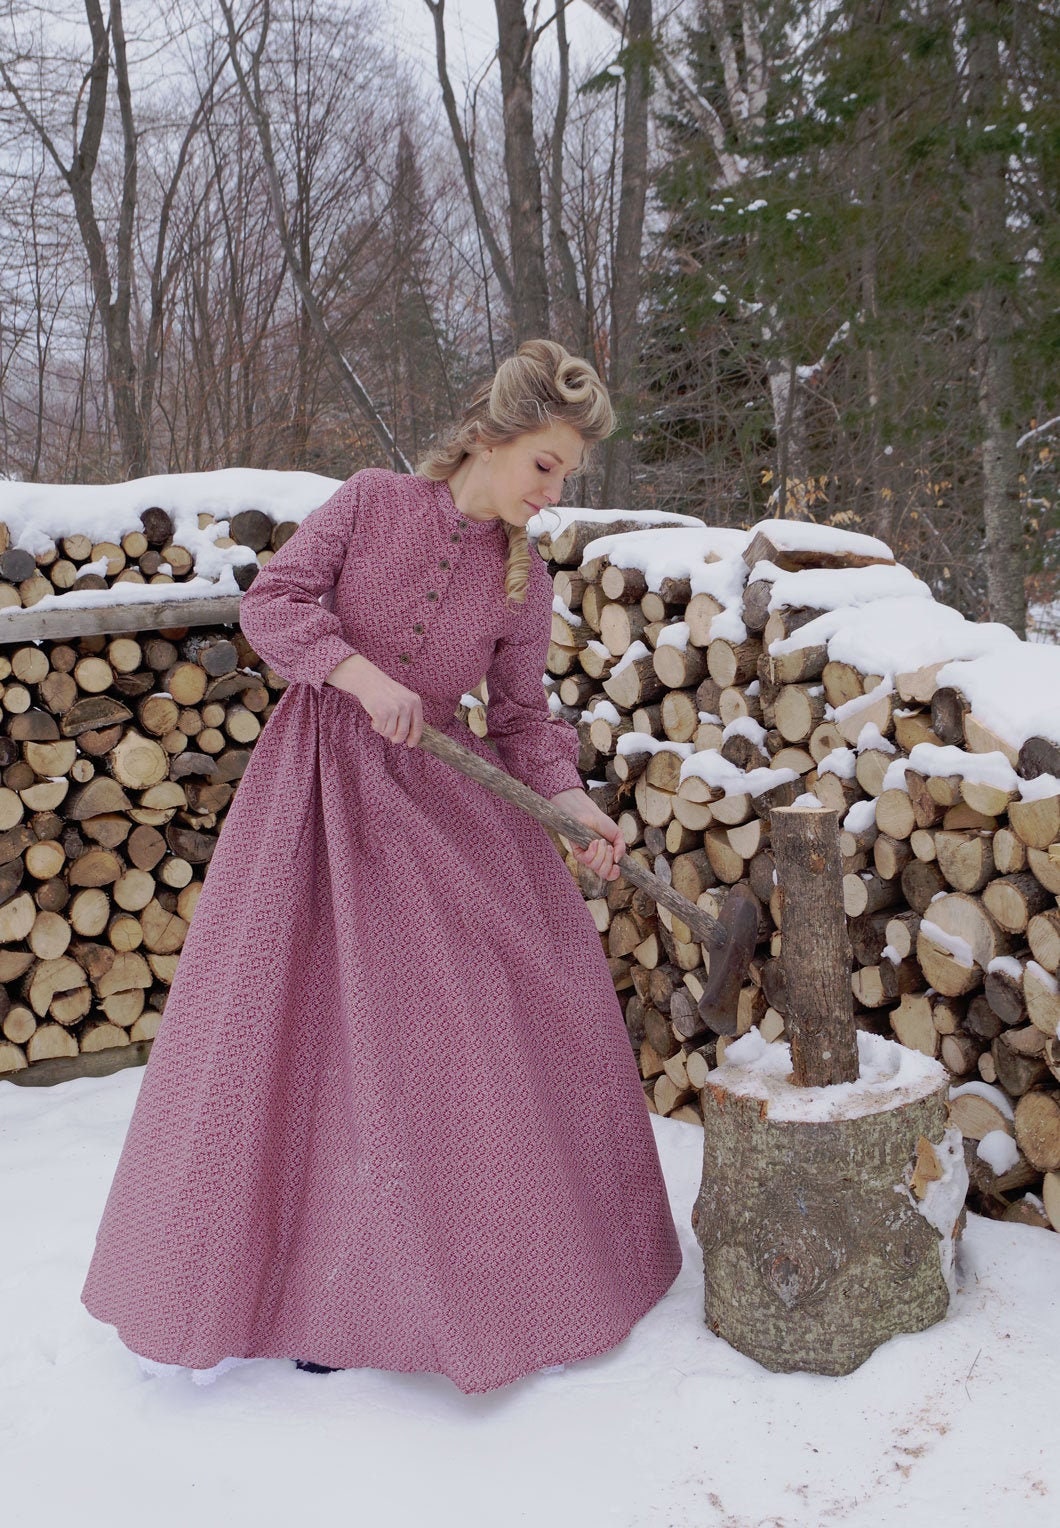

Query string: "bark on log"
[[694, 1068, 960, 1374], [771, 807, 858, 1087]]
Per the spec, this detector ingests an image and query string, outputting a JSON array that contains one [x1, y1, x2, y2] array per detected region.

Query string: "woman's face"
[[469, 421, 585, 527]]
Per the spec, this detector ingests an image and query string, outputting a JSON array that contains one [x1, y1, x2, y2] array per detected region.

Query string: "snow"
[[855, 722, 896, 755], [3, 1068, 1060, 1526], [7, 570, 248, 616], [881, 757, 911, 792], [1019, 773, 1060, 802], [721, 716, 767, 749], [949, 1080, 1016, 1122], [938, 645, 1060, 749], [748, 518, 895, 563], [759, 562, 930, 612], [843, 799, 877, 834], [0, 468, 355, 617], [680, 749, 798, 799], [708, 604, 748, 643], [818, 747, 857, 779], [771, 596, 1017, 675], [713, 1029, 944, 1122], [0, 467, 341, 552], [793, 792, 825, 809], [552, 594, 582, 626], [832, 675, 894, 726], [655, 621, 689, 651], [987, 955, 1024, 980], [905, 744, 1018, 791], [607, 639, 649, 678], [977, 1131, 1021, 1176], [920, 920, 976, 970], [588, 698, 621, 725], [576, 525, 745, 587], [528, 505, 704, 544], [615, 734, 694, 759], [689, 551, 752, 614]]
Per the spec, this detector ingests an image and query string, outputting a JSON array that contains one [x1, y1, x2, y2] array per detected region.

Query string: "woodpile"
[[4, 487, 1059, 1239], [0, 506, 292, 609], [530, 515, 1060, 1235], [0, 617, 289, 1076]]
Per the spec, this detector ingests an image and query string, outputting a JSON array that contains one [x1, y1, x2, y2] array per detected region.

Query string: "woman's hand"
[[326, 655, 424, 747], [549, 787, 627, 881]]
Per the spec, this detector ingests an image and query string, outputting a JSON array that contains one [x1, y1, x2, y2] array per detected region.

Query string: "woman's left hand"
[[549, 788, 627, 882]]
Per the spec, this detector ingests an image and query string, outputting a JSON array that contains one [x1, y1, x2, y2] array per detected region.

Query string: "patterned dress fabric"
[[80, 469, 683, 1393]]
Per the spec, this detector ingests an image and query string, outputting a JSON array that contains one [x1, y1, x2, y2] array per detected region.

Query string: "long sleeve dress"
[[79, 468, 683, 1393]]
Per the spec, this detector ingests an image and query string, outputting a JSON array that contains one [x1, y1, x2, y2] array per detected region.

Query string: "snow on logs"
[[0, 469, 342, 632], [534, 512, 1060, 1233], [0, 471, 346, 1080]]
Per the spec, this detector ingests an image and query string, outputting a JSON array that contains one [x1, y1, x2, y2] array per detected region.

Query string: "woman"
[[80, 340, 683, 1393]]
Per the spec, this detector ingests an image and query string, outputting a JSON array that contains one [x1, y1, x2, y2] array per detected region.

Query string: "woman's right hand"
[[327, 655, 423, 747]]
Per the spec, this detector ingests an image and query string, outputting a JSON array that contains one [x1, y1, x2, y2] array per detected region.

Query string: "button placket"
[[399, 527, 464, 668]]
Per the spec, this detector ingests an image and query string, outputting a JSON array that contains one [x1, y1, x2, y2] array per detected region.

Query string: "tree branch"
[[219, 0, 412, 471]]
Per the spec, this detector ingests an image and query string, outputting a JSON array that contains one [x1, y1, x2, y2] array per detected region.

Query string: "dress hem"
[[90, 1255, 683, 1396]]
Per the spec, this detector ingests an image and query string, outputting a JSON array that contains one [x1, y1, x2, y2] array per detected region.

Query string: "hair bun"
[[554, 357, 593, 402]]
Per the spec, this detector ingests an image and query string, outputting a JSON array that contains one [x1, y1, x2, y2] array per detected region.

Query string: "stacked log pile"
[[0, 499, 696, 1080], [4, 487, 1059, 1235], [529, 514, 1060, 1234], [0, 506, 290, 608], [0, 618, 295, 1074]]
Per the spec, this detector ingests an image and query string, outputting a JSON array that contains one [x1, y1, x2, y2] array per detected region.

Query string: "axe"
[[416, 722, 758, 1024]]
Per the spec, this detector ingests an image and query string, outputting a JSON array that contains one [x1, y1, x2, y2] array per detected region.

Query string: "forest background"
[[0, 1, 1056, 637]]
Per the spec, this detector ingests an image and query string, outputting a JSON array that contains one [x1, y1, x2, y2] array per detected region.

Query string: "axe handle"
[[416, 721, 729, 952]]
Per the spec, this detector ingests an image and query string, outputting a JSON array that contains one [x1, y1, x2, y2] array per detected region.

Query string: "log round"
[[693, 1052, 963, 1375]]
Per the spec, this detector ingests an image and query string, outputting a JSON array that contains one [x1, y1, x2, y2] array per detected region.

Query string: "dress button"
[[450, 532, 461, 542], [439, 559, 450, 569], [398, 652, 410, 664], [413, 622, 424, 633], [426, 590, 438, 601]]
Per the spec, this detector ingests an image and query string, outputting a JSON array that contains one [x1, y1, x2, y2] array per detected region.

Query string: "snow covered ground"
[[2, 1065, 1058, 1528]]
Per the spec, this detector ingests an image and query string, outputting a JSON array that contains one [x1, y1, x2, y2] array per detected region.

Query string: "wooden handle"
[[416, 721, 729, 952]]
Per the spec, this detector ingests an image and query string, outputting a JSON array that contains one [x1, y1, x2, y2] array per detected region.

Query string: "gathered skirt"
[[80, 682, 683, 1392]]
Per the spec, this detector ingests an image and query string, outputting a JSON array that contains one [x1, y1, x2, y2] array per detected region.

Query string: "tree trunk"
[[964, 0, 1025, 635], [494, 0, 550, 340], [602, 0, 652, 507], [694, 1073, 961, 1373]]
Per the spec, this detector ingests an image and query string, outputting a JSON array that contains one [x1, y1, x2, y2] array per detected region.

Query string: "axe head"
[[696, 883, 761, 1037]]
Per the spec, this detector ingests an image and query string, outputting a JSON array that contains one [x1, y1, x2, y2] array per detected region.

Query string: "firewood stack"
[[0, 618, 295, 1074], [0, 508, 288, 607], [527, 514, 1060, 1234]]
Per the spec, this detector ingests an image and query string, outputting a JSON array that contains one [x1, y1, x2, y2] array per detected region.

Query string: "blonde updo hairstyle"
[[417, 339, 615, 604]]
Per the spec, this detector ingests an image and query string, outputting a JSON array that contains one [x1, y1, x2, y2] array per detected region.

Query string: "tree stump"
[[692, 805, 968, 1375]]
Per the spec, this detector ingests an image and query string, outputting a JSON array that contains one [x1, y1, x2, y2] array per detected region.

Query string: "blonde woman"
[[81, 340, 683, 1392]]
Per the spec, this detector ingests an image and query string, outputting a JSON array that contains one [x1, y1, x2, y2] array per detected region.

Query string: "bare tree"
[[0, 1, 147, 472], [601, 0, 651, 503], [218, 0, 412, 470]]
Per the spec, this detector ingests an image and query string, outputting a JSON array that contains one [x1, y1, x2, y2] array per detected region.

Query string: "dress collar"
[[431, 475, 509, 541]]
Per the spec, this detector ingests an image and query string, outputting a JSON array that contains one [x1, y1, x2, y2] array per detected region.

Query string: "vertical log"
[[771, 806, 859, 1086]]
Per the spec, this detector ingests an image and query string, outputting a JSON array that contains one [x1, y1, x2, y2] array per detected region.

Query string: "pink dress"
[[80, 469, 682, 1393]]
